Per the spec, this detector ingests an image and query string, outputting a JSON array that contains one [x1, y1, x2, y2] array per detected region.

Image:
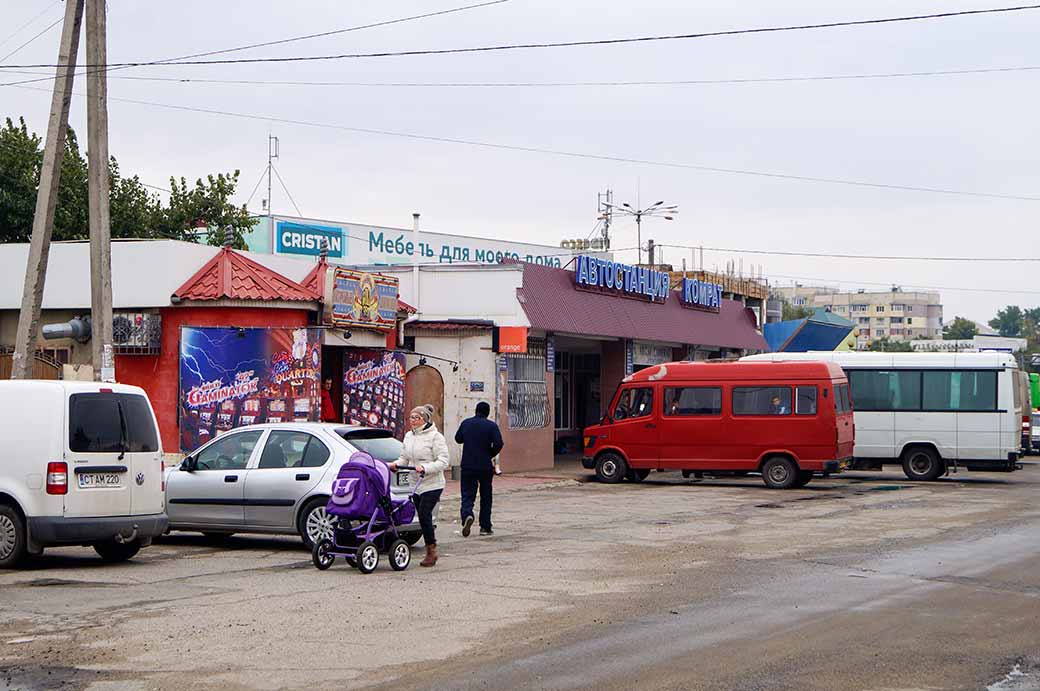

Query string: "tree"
[[868, 336, 914, 352], [989, 306, 1024, 337], [944, 316, 978, 340], [781, 300, 814, 321], [155, 172, 253, 249], [0, 115, 251, 246]]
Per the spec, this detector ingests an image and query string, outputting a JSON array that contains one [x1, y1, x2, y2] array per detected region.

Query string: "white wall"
[[374, 265, 530, 327], [406, 331, 498, 467]]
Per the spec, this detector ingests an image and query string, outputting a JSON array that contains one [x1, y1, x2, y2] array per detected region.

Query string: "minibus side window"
[[664, 387, 722, 416], [733, 387, 792, 416], [795, 386, 818, 415], [613, 387, 654, 421]]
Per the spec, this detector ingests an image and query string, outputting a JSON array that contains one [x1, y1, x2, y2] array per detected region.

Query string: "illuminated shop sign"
[[680, 278, 723, 313], [574, 255, 669, 302]]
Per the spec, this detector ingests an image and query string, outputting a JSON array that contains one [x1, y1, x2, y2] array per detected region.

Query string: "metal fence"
[[506, 354, 548, 429]]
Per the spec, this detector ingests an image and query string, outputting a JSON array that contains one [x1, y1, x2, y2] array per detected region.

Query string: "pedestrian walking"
[[388, 405, 449, 567], [455, 401, 504, 537]]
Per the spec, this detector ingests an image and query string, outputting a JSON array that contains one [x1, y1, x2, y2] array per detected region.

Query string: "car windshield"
[[333, 428, 402, 462]]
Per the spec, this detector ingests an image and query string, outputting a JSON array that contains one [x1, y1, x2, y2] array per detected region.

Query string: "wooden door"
[[406, 365, 444, 431]]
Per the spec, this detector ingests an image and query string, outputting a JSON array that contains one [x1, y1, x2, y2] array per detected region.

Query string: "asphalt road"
[[2, 466, 1039, 690]]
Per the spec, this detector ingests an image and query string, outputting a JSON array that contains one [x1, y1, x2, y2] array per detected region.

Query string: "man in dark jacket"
[[455, 401, 504, 537]]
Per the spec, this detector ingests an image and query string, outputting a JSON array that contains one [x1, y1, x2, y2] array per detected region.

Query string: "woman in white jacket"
[[388, 405, 450, 567]]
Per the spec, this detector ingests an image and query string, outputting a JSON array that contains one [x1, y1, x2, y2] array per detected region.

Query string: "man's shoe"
[[479, 528, 493, 536], [462, 515, 474, 537]]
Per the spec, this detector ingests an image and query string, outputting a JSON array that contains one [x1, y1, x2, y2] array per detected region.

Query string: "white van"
[[742, 352, 1022, 480], [0, 381, 168, 568]]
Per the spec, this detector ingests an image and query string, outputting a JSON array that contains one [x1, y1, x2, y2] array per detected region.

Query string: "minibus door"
[[606, 385, 660, 468]]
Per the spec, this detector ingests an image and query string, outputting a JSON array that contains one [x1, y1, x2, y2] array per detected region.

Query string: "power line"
[[11, 64, 1038, 89], [766, 272, 1040, 296], [3, 4, 1039, 70], [14, 84, 1039, 203], [0, 16, 63, 63], [0, 0, 514, 87], [659, 244, 1040, 262], [0, 1, 60, 52], [0, 137, 174, 194]]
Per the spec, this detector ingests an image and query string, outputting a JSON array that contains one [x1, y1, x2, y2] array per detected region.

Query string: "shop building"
[[367, 257, 768, 471]]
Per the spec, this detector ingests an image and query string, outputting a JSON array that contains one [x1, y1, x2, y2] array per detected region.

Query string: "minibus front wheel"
[[761, 456, 800, 490], [595, 452, 629, 484]]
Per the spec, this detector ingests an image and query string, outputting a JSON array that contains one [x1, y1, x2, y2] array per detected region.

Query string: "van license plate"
[[78, 473, 121, 488]]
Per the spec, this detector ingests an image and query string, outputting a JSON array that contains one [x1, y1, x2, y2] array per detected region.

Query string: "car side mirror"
[[180, 456, 196, 472], [601, 413, 612, 425]]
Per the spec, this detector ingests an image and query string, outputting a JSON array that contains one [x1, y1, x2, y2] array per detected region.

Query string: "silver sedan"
[[164, 423, 423, 548]]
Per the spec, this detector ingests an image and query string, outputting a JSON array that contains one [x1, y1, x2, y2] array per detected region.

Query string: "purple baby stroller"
[[312, 451, 421, 574]]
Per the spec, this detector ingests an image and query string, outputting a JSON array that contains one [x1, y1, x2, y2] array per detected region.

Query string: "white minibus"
[[742, 352, 1022, 480]]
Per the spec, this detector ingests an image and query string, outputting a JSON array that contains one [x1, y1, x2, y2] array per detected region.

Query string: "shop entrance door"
[[573, 353, 601, 432], [406, 365, 444, 431]]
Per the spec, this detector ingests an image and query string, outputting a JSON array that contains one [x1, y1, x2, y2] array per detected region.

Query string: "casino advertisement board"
[[343, 350, 407, 440], [327, 268, 399, 332], [178, 326, 323, 452]]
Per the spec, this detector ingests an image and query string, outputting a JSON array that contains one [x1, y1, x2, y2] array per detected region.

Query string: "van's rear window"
[[69, 393, 158, 453]]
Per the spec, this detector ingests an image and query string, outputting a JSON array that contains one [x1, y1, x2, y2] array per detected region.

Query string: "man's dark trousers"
[[460, 468, 494, 532]]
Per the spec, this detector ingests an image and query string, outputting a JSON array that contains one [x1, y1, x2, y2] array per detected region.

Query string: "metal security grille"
[[507, 354, 548, 429]]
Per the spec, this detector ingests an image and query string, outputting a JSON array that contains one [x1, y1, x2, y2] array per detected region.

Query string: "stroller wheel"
[[357, 541, 379, 574], [389, 539, 411, 571], [312, 539, 335, 571]]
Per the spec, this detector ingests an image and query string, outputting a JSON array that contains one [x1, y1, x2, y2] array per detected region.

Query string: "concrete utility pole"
[[11, 0, 86, 380], [86, 0, 114, 382]]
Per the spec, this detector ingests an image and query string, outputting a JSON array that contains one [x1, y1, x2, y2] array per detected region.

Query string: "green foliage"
[[781, 300, 814, 321], [944, 316, 978, 340], [0, 116, 252, 246], [989, 306, 1024, 337], [867, 336, 914, 352]]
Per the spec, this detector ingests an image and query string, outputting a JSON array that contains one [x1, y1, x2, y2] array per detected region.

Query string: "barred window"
[[507, 354, 548, 429]]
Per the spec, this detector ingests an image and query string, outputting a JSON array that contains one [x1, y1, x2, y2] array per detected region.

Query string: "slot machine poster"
[[178, 326, 323, 451], [343, 350, 407, 439]]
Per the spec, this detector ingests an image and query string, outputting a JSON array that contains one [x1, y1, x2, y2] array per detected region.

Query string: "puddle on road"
[[988, 658, 1040, 691]]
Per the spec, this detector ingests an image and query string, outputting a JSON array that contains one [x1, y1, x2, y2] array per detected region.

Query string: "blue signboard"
[[574, 255, 670, 302], [680, 278, 723, 313], [276, 220, 346, 258], [625, 339, 634, 376]]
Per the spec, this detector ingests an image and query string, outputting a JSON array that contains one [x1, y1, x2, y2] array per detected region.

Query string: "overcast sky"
[[2, 0, 1039, 323]]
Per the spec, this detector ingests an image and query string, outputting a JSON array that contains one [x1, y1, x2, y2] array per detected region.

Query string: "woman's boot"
[[420, 543, 438, 567]]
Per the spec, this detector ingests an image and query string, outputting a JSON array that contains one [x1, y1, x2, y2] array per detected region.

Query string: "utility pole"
[[647, 238, 656, 267], [11, 0, 86, 380], [266, 135, 279, 216], [87, 0, 113, 382], [597, 189, 613, 249]]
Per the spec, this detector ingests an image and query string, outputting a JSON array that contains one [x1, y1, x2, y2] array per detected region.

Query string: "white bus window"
[[847, 370, 921, 411]]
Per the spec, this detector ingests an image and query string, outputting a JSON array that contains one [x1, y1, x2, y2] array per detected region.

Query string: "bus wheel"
[[793, 470, 814, 488], [595, 453, 628, 484], [762, 457, 799, 490], [902, 447, 944, 481], [626, 469, 651, 483]]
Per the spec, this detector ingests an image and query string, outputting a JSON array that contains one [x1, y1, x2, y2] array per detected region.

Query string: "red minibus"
[[582, 361, 855, 489]]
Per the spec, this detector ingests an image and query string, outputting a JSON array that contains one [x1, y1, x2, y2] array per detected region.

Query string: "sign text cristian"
[[680, 278, 723, 313], [574, 255, 669, 302], [276, 220, 345, 258]]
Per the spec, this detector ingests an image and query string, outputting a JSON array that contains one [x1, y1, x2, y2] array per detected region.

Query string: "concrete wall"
[[408, 329, 554, 473], [373, 265, 530, 326]]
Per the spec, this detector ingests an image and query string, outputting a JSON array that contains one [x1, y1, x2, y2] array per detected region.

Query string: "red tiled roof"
[[300, 257, 328, 296], [398, 299, 417, 314], [173, 246, 320, 302], [516, 262, 767, 351], [408, 320, 494, 331]]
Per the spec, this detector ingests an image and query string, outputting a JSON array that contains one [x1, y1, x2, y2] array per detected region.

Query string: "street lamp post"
[[604, 200, 679, 265]]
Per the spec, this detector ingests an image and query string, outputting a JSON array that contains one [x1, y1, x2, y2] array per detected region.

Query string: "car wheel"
[[0, 505, 26, 569], [902, 447, 944, 481], [356, 541, 379, 574], [595, 452, 628, 484], [793, 470, 814, 488], [626, 469, 651, 482], [312, 539, 335, 571], [299, 497, 334, 550], [389, 539, 411, 571], [761, 456, 799, 490], [94, 540, 142, 563]]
